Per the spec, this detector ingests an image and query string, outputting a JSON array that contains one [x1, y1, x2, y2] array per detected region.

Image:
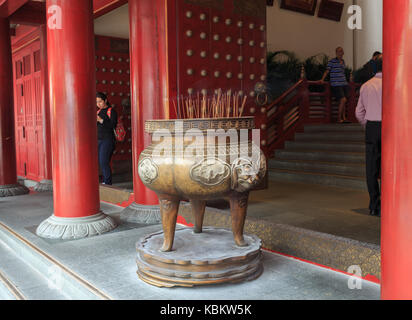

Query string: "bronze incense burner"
[[138, 117, 267, 252]]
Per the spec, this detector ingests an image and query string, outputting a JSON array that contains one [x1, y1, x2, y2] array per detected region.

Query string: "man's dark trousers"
[[98, 139, 115, 185], [365, 121, 381, 212]]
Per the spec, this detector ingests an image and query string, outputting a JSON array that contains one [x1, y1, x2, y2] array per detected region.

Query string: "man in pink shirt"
[[355, 58, 382, 217]]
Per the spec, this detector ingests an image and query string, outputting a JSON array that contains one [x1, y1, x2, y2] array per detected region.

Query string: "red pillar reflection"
[[46, 0, 100, 218], [0, 17, 18, 186], [381, 0, 412, 299], [128, 0, 170, 206]]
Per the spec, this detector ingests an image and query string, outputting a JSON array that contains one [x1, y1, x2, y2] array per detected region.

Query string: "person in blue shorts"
[[321, 47, 350, 123]]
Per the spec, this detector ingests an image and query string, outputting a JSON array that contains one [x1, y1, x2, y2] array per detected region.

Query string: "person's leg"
[[98, 140, 104, 183], [342, 86, 350, 121], [376, 123, 382, 213], [338, 87, 347, 122], [107, 140, 115, 185], [338, 98, 346, 122], [331, 87, 344, 122], [100, 140, 114, 185], [365, 122, 380, 214]]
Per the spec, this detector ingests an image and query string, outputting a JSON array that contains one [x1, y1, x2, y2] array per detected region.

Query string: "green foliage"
[[266, 51, 301, 102], [266, 51, 357, 99], [267, 50, 301, 83]]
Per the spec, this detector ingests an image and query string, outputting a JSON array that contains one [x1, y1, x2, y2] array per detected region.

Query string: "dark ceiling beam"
[[8, 1, 45, 25], [0, 0, 30, 18]]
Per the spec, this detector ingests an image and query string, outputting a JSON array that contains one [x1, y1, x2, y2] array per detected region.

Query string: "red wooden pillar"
[[381, 0, 412, 299], [34, 24, 53, 192], [36, 0, 116, 239], [120, 0, 171, 223], [0, 17, 29, 197]]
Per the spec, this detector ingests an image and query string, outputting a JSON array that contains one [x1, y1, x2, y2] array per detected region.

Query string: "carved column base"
[[0, 184, 30, 197], [34, 180, 53, 192], [120, 202, 161, 224], [36, 212, 117, 240]]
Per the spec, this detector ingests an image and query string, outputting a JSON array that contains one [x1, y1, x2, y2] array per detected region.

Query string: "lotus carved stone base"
[[120, 202, 161, 224], [0, 184, 30, 197], [34, 180, 53, 192], [36, 212, 117, 240]]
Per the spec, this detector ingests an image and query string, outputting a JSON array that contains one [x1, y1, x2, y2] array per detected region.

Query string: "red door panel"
[[12, 41, 43, 182]]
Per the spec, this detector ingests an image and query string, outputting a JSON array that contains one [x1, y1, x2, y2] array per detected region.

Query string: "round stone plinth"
[[0, 184, 30, 197], [36, 212, 117, 240], [34, 180, 53, 192], [120, 202, 161, 224], [136, 227, 263, 288]]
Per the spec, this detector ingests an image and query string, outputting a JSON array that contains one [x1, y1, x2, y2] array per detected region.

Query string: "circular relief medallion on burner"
[[190, 158, 230, 186], [138, 158, 159, 185]]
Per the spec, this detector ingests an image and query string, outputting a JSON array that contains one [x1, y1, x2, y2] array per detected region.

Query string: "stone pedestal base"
[[36, 212, 117, 240], [34, 180, 53, 192], [0, 184, 30, 197], [120, 202, 161, 224], [136, 227, 263, 287]]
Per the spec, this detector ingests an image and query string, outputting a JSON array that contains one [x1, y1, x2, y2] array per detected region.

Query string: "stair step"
[[0, 223, 109, 300], [303, 124, 364, 133], [295, 132, 364, 142], [0, 239, 68, 300], [275, 149, 364, 163], [0, 270, 20, 300], [269, 159, 365, 177], [268, 169, 367, 190], [285, 141, 365, 153], [268, 123, 368, 190]]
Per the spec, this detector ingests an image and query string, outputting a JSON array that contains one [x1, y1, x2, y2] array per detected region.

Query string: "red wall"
[[11, 29, 133, 181], [169, 0, 268, 148]]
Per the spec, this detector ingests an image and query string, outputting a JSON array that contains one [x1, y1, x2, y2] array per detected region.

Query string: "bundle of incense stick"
[[172, 90, 248, 119]]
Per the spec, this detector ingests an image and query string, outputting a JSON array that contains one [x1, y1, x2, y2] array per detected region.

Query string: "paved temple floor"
[[247, 179, 380, 245], [0, 192, 380, 300]]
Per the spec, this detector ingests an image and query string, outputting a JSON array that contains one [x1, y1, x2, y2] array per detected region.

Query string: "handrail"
[[267, 79, 304, 111], [268, 93, 300, 123], [307, 80, 325, 85]]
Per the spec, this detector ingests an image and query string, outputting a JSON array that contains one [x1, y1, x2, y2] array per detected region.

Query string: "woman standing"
[[96, 92, 117, 185]]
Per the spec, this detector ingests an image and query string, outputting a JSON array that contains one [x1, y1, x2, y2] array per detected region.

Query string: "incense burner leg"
[[190, 199, 206, 233], [158, 194, 180, 252], [229, 193, 249, 247]]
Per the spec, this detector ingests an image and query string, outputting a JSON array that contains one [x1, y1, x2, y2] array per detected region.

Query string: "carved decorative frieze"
[[145, 117, 255, 134]]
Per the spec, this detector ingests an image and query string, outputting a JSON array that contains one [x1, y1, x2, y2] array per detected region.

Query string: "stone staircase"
[[268, 123, 367, 190], [0, 222, 109, 300]]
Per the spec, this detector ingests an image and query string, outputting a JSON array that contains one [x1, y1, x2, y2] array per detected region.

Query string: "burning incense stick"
[[173, 90, 248, 119]]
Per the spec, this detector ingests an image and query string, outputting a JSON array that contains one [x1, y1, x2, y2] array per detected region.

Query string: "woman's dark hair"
[[96, 92, 111, 107], [373, 51, 382, 58]]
